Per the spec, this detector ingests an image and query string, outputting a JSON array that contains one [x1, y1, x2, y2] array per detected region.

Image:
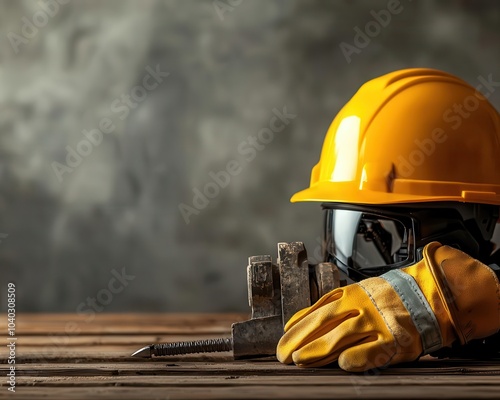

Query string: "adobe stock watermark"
[[346, 337, 406, 396], [51, 64, 169, 183], [213, 0, 244, 21], [7, 0, 70, 55], [22, 267, 135, 364], [340, 0, 411, 64], [178, 106, 296, 224], [6, 283, 17, 393], [75, 267, 136, 319], [397, 73, 500, 177]]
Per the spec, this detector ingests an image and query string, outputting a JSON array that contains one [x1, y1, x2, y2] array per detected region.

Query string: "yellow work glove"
[[277, 242, 500, 372]]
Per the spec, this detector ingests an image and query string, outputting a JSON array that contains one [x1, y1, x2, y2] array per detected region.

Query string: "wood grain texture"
[[0, 313, 499, 399]]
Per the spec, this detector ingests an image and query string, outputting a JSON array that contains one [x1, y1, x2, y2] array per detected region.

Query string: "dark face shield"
[[322, 202, 499, 284], [323, 207, 416, 282]]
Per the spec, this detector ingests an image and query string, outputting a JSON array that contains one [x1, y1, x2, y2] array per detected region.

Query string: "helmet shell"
[[292, 68, 500, 205]]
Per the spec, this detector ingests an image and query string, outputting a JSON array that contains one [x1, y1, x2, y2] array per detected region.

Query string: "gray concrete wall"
[[1, 0, 499, 313]]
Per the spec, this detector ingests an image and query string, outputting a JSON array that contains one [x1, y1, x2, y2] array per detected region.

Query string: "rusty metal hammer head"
[[232, 241, 339, 358]]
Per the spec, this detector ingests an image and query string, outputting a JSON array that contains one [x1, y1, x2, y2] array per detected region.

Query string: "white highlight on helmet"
[[331, 116, 361, 182]]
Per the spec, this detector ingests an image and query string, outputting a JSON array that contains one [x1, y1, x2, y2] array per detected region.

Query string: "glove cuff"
[[424, 242, 500, 345]]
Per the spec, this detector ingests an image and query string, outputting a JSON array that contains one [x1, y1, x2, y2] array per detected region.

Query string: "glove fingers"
[[284, 288, 344, 331], [338, 337, 397, 372], [277, 308, 356, 364], [279, 311, 379, 367]]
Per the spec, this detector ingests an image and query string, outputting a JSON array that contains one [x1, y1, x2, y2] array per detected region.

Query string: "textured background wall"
[[1, 0, 499, 313]]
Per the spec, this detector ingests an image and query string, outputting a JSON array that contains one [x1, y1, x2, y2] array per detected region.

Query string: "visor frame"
[[321, 202, 420, 282]]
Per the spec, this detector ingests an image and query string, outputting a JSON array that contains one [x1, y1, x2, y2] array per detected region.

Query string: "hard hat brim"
[[290, 182, 500, 206]]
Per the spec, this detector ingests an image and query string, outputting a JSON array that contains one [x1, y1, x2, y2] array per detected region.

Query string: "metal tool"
[[131, 241, 340, 359]]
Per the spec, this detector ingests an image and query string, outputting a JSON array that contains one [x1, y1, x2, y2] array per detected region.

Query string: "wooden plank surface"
[[0, 313, 499, 399]]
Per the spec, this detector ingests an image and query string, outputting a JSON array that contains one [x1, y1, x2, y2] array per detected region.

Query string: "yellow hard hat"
[[292, 68, 500, 205]]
